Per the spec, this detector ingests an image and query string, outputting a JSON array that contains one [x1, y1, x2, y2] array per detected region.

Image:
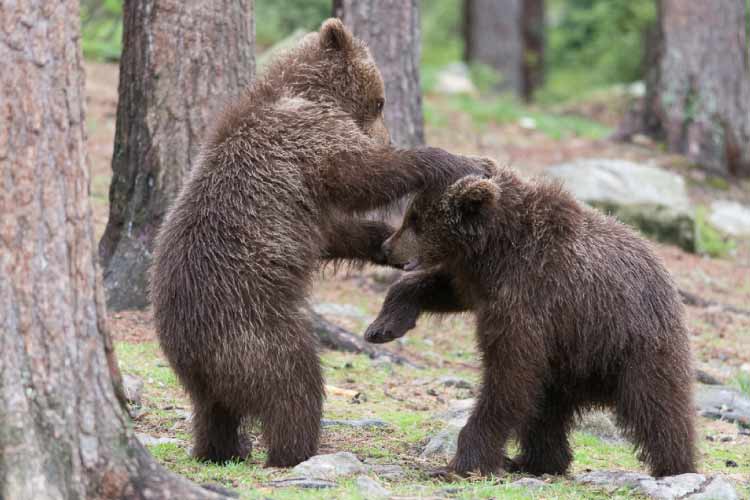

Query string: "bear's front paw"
[[364, 313, 415, 344]]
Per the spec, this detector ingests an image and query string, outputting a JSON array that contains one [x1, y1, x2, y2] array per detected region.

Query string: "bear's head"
[[383, 173, 512, 271], [269, 18, 389, 145]]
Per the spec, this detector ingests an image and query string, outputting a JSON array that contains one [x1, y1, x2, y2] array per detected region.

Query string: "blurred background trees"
[[80, 0, 749, 313]]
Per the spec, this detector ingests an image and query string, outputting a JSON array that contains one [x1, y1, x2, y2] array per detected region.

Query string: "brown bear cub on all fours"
[[365, 166, 697, 478], [150, 19, 492, 468]]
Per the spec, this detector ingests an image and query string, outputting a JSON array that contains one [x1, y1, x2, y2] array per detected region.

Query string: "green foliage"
[[255, 0, 330, 48], [540, 0, 657, 103], [694, 206, 736, 258], [80, 0, 123, 61]]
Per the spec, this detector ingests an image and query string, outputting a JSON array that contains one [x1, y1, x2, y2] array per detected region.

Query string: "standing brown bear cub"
[[366, 167, 696, 478], [151, 19, 489, 468]]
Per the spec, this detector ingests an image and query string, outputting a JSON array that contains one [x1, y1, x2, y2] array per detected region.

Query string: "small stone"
[[575, 470, 740, 500], [439, 398, 475, 422], [695, 369, 723, 386], [437, 376, 474, 390], [321, 418, 390, 429], [719, 435, 733, 442], [695, 385, 750, 425], [511, 477, 547, 489], [420, 418, 466, 459], [724, 460, 738, 468], [355, 476, 389, 499], [200, 483, 239, 498], [122, 374, 143, 406], [135, 433, 180, 447], [368, 464, 405, 480], [292, 452, 367, 480], [269, 478, 337, 489]]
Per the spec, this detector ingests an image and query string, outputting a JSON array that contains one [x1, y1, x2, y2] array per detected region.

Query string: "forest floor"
[[85, 62, 750, 499]]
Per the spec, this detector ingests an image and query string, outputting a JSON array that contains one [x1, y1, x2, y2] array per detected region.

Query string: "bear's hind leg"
[[511, 390, 575, 476], [615, 359, 696, 477], [192, 399, 250, 463], [261, 338, 324, 468]]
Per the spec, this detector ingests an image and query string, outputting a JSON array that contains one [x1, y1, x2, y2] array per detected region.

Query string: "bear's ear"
[[320, 18, 353, 53], [445, 176, 498, 218]]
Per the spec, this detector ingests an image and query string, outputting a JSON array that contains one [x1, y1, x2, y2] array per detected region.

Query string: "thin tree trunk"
[[334, 0, 424, 148], [0, 2, 230, 498], [100, 0, 255, 310], [642, 0, 750, 177], [464, 0, 545, 101], [521, 0, 545, 100]]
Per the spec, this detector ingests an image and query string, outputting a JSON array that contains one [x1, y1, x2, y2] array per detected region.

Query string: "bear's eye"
[[374, 98, 385, 114], [409, 212, 420, 233]]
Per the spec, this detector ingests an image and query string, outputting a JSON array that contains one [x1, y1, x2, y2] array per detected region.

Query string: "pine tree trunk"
[[643, 0, 750, 177], [333, 0, 424, 148], [521, 0, 545, 100], [0, 2, 230, 498], [100, 0, 256, 310], [464, 0, 545, 100]]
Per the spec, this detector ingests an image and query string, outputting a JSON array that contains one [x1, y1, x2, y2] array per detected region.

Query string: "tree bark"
[[333, 0, 424, 148], [100, 0, 256, 310], [0, 1, 230, 498], [642, 0, 750, 177], [464, 0, 545, 100]]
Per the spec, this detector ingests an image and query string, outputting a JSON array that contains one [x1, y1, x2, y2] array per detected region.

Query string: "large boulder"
[[546, 159, 696, 251], [709, 200, 750, 237]]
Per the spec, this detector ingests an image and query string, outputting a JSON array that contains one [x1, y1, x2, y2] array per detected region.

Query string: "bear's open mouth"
[[403, 258, 421, 271]]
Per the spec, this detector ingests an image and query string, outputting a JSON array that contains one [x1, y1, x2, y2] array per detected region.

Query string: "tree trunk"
[[100, 0, 256, 310], [0, 2, 230, 498], [643, 0, 750, 177], [464, 0, 545, 101], [521, 0, 545, 100], [333, 0, 424, 148]]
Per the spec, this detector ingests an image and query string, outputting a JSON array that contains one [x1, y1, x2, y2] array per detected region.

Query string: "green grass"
[[694, 205, 736, 258], [115, 338, 748, 499], [425, 93, 612, 140]]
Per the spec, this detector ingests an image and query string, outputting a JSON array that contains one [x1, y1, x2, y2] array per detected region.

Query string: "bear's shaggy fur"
[[150, 19, 488, 467], [366, 168, 697, 478]]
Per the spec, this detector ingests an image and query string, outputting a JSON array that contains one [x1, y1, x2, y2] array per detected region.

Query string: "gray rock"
[[321, 418, 390, 429], [511, 477, 547, 489], [575, 410, 624, 443], [576, 471, 739, 499], [689, 476, 739, 500], [434, 62, 477, 95], [439, 398, 475, 421], [576, 470, 652, 490], [638, 474, 706, 499], [420, 418, 466, 459], [368, 464, 405, 480], [437, 376, 474, 390], [355, 476, 390, 499], [546, 159, 696, 251], [695, 385, 750, 425], [313, 302, 370, 320], [709, 200, 750, 237], [135, 433, 180, 447], [292, 452, 367, 480], [695, 369, 724, 386], [122, 373, 143, 406], [269, 478, 337, 489]]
